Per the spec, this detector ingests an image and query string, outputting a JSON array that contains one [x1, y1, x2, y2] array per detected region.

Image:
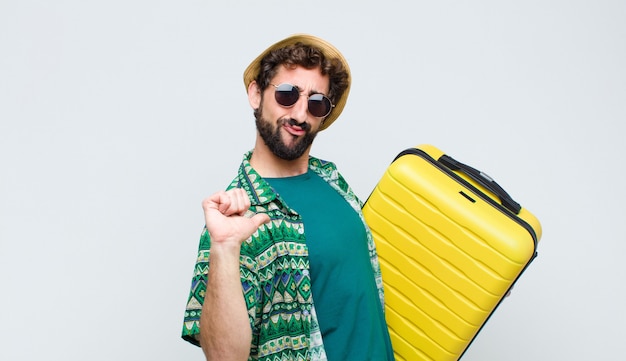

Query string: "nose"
[[290, 95, 309, 123]]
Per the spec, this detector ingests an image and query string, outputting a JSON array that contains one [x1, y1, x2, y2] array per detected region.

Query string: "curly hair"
[[254, 42, 350, 107]]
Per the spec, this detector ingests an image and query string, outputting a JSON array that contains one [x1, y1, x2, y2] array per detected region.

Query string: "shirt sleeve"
[[181, 228, 211, 346], [181, 228, 261, 348]]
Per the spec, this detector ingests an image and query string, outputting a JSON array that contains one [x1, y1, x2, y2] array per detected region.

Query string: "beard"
[[255, 106, 318, 161]]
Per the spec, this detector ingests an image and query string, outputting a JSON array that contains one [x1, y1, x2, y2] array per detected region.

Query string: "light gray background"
[[1, 1, 624, 360]]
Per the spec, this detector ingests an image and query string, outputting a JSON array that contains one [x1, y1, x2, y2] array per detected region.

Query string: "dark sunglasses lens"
[[274, 84, 299, 107], [308, 94, 332, 117]]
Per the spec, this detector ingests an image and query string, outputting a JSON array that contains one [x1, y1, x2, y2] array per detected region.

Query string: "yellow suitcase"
[[363, 145, 542, 361]]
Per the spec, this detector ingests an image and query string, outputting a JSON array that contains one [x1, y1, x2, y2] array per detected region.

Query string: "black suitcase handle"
[[438, 154, 522, 214]]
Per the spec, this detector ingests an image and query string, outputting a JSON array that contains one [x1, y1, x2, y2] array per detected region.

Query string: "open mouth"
[[282, 119, 310, 136]]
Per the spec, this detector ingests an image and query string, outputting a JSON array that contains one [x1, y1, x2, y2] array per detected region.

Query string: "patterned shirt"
[[182, 151, 385, 361]]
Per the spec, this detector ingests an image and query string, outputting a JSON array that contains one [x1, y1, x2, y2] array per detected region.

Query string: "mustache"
[[281, 118, 311, 132]]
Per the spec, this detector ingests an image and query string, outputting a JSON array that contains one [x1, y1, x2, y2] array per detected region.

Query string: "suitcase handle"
[[438, 154, 522, 214]]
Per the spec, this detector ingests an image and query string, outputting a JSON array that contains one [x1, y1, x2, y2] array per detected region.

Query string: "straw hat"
[[242, 34, 351, 131]]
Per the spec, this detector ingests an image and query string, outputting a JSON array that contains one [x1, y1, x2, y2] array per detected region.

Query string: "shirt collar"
[[236, 150, 338, 207]]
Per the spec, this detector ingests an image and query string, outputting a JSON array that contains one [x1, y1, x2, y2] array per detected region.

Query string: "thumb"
[[251, 213, 271, 228]]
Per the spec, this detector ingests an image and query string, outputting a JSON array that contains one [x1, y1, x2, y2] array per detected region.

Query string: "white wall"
[[1, 1, 624, 360]]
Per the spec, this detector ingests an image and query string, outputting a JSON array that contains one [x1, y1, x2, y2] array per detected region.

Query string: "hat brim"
[[243, 34, 351, 131]]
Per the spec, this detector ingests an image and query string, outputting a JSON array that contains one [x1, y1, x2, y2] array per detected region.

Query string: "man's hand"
[[202, 188, 270, 246], [199, 188, 269, 361]]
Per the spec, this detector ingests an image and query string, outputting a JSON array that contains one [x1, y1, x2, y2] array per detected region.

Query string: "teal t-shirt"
[[266, 169, 394, 361]]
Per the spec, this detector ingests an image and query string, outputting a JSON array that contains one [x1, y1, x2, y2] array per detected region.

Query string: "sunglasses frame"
[[271, 83, 335, 118]]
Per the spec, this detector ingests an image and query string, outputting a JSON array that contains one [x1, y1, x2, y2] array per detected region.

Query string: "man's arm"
[[198, 189, 269, 361]]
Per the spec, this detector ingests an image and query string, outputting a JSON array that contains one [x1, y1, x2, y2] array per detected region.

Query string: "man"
[[182, 34, 395, 361]]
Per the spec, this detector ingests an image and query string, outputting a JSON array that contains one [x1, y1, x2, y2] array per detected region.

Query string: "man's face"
[[254, 65, 330, 161]]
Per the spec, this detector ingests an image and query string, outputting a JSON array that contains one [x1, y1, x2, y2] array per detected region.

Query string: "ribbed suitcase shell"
[[363, 145, 541, 361]]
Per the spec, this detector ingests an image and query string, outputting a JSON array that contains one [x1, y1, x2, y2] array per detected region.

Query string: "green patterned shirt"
[[182, 151, 385, 361]]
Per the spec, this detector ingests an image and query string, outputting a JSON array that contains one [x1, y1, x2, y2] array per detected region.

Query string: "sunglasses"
[[271, 83, 334, 118]]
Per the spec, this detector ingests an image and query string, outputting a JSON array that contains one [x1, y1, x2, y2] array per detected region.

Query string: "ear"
[[248, 81, 262, 110]]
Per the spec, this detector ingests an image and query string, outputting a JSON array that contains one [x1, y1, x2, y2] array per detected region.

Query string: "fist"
[[202, 188, 270, 246]]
